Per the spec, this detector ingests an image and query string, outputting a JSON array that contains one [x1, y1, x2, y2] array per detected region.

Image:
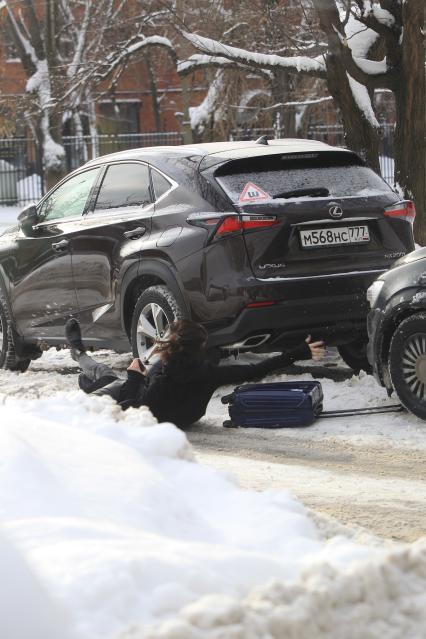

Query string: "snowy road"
[[192, 435, 426, 542], [1, 348, 425, 542]]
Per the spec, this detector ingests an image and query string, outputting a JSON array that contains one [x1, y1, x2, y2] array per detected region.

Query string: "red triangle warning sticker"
[[239, 182, 271, 203]]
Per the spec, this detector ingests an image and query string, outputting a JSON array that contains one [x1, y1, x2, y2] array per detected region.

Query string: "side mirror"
[[18, 203, 38, 234]]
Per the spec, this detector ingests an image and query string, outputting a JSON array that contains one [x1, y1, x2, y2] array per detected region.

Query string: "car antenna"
[[254, 135, 269, 145]]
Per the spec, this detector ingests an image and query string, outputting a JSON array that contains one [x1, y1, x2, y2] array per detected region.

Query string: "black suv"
[[0, 139, 415, 372], [367, 249, 426, 418]]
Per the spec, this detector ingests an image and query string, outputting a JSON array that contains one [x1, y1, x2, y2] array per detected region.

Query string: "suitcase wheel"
[[221, 393, 235, 405], [223, 420, 239, 429]]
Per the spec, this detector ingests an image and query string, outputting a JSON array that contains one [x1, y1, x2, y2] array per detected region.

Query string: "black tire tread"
[[337, 339, 372, 374], [0, 287, 31, 372], [389, 313, 426, 420]]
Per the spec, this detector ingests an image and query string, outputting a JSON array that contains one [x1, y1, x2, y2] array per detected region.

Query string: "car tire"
[[131, 285, 185, 360], [337, 337, 372, 374], [389, 313, 426, 419], [0, 289, 31, 372]]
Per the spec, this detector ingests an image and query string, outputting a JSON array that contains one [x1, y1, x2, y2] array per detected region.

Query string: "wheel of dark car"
[[0, 289, 31, 372], [131, 285, 185, 360], [389, 313, 426, 420], [337, 337, 372, 374]]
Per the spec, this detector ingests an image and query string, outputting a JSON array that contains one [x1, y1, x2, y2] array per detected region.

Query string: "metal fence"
[[232, 123, 395, 185], [0, 137, 43, 206], [0, 131, 184, 206], [1, 126, 395, 207], [305, 122, 395, 185], [62, 131, 184, 173]]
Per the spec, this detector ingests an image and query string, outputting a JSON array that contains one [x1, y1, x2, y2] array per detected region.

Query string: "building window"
[[98, 102, 140, 135]]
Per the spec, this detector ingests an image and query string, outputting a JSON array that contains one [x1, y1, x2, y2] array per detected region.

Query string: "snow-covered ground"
[[0, 205, 20, 231], [1, 349, 426, 639]]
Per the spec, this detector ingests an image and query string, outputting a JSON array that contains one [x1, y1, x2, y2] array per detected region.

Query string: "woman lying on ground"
[[66, 318, 324, 429]]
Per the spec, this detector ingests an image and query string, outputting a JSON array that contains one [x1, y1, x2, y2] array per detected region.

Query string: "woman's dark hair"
[[155, 319, 208, 364]]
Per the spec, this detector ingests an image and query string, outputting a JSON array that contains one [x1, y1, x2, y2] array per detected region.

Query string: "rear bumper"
[[208, 290, 371, 350]]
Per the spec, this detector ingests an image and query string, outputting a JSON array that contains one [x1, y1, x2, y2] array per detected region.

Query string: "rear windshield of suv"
[[214, 152, 393, 203]]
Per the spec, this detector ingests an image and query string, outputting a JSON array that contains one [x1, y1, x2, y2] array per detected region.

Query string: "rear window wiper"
[[273, 187, 330, 199]]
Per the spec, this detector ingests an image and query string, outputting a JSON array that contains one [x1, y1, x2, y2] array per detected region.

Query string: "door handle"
[[124, 226, 146, 240], [52, 239, 70, 252]]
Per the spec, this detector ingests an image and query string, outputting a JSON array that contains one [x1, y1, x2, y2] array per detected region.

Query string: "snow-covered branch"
[[189, 70, 225, 136], [94, 35, 176, 83], [182, 32, 327, 78], [178, 54, 270, 80]]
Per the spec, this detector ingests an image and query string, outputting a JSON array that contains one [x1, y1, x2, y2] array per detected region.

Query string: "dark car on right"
[[367, 248, 426, 418]]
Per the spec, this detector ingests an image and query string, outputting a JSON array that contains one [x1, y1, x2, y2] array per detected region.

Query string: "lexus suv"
[[0, 139, 415, 373]]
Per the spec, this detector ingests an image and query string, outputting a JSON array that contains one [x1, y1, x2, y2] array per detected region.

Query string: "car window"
[[94, 163, 152, 212], [151, 168, 172, 200], [38, 169, 99, 222], [215, 153, 393, 202]]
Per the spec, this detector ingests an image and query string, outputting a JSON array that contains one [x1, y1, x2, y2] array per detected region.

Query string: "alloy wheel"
[[135, 302, 170, 359], [402, 333, 426, 400]]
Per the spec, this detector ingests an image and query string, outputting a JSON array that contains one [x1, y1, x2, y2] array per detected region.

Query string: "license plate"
[[300, 225, 370, 248]]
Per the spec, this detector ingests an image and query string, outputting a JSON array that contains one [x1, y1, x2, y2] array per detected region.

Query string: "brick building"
[[0, 38, 207, 138]]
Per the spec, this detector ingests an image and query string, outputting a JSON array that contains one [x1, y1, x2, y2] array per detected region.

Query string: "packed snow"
[[1, 347, 426, 639]]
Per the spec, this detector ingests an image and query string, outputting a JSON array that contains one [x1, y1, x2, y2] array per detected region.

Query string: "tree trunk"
[[325, 55, 380, 173], [270, 70, 296, 137], [43, 110, 66, 191], [394, 0, 425, 244], [145, 52, 162, 132]]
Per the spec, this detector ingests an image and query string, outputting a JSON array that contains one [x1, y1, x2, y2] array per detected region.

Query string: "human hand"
[[305, 335, 325, 361], [127, 358, 146, 375]]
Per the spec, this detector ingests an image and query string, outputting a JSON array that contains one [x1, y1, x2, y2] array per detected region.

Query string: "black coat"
[[118, 343, 312, 428]]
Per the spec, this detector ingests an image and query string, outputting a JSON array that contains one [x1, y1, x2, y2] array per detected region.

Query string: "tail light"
[[246, 301, 276, 308], [384, 200, 416, 223], [215, 215, 278, 237], [187, 212, 278, 240]]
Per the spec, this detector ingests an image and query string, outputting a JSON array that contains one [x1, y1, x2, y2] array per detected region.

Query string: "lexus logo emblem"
[[328, 203, 343, 219]]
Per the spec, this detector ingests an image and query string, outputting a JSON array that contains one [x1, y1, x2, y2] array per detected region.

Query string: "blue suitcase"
[[221, 381, 324, 428]]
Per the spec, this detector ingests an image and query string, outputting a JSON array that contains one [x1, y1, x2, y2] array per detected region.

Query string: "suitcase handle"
[[221, 392, 235, 405]]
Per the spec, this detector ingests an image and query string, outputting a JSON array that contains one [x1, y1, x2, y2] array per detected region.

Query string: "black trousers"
[[77, 352, 124, 401]]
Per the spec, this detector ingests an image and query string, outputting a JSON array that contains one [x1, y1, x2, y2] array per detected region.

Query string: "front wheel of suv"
[[337, 337, 372, 374], [0, 290, 31, 372], [389, 313, 426, 420], [131, 285, 185, 360]]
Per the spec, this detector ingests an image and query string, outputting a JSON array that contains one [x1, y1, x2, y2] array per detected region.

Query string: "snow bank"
[[0, 530, 72, 639], [140, 540, 426, 639], [2, 357, 426, 639], [0, 393, 322, 638]]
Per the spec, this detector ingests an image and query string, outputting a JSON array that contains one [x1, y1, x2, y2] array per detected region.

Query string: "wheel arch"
[[121, 258, 191, 337], [380, 293, 426, 364], [0, 269, 18, 334], [0, 265, 10, 301]]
